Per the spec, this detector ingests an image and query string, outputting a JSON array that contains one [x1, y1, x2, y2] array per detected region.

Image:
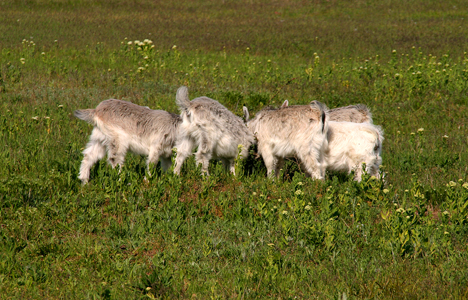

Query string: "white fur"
[[324, 121, 384, 181], [75, 99, 181, 184], [173, 86, 254, 175], [246, 102, 328, 179]]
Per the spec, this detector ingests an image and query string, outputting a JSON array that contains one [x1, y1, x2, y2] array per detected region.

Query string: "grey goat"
[[286, 101, 372, 123], [326, 103, 373, 123], [74, 99, 181, 184], [173, 86, 254, 175], [304, 100, 373, 124]]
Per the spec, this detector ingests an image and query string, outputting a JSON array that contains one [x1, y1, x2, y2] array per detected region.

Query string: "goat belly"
[[127, 138, 151, 156]]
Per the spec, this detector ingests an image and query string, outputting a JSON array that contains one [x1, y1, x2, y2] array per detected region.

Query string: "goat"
[[285, 101, 373, 123], [282, 101, 382, 181], [74, 99, 181, 184], [323, 121, 383, 181], [249, 101, 382, 181], [326, 103, 373, 123], [246, 101, 328, 179], [173, 86, 254, 175]]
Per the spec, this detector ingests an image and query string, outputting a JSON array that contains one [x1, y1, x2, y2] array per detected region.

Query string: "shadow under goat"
[[74, 99, 181, 184], [173, 86, 254, 175]]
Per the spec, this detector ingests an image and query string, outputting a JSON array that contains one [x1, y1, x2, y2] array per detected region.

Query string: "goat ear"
[[242, 106, 250, 122], [310, 100, 328, 111], [281, 100, 289, 108]]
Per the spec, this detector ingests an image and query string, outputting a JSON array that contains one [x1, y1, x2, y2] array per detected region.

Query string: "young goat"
[[281, 101, 381, 181], [75, 99, 181, 184], [289, 101, 373, 123], [326, 103, 373, 123], [246, 101, 329, 179], [324, 121, 384, 181], [173, 86, 254, 175]]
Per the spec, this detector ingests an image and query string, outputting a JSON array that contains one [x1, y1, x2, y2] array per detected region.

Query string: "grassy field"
[[1, 0, 468, 298]]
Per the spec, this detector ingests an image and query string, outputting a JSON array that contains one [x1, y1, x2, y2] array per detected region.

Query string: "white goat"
[[281, 101, 381, 181], [246, 101, 328, 179], [324, 121, 383, 181], [74, 99, 181, 184], [173, 86, 254, 175]]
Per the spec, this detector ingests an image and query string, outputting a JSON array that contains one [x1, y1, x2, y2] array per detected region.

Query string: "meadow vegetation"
[[1, 0, 468, 298]]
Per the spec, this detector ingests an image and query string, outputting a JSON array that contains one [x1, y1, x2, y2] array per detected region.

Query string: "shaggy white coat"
[[324, 121, 384, 181], [246, 102, 328, 179], [74, 99, 181, 184], [173, 86, 254, 175]]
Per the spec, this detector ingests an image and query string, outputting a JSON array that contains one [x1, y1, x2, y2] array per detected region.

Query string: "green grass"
[[2, 0, 468, 58], [1, 1, 468, 298]]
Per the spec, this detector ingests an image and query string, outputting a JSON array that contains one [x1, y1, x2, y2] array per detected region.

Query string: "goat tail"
[[74, 109, 96, 125], [242, 105, 250, 122], [176, 86, 191, 112], [310, 100, 329, 134]]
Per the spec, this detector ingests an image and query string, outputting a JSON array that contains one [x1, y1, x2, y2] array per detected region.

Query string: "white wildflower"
[[295, 190, 303, 196]]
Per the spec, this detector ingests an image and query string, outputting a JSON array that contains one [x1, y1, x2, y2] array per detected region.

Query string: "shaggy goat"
[[286, 101, 373, 123], [173, 86, 254, 175], [246, 101, 329, 179], [74, 99, 181, 184], [326, 103, 373, 123], [278, 101, 381, 180], [324, 121, 383, 181]]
